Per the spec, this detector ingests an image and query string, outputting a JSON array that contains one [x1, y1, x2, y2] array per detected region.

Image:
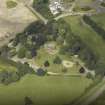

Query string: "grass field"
[[76, 0, 94, 5], [91, 14, 105, 30], [0, 74, 92, 105], [90, 91, 105, 105], [0, 58, 17, 72], [63, 16, 105, 66]]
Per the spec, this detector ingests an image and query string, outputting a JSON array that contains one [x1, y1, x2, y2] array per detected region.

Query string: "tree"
[[56, 36, 64, 45], [86, 72, 93, 79], [25, 51, 33, 59], [44, 60, 50, 67], [17, 62, 34, 77], [79, 67, 85, 74], [53, 56, 62, 64], [62, 67, 68, 73], [17, 46, 26, 58], [0, 45, 10, 57], [8, 48, 17, 57], [36, 68, 46, 76], [24, 96, 33, 105]]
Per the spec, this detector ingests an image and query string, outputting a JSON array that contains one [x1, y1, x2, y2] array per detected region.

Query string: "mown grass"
[[0, 74, 92, 105]]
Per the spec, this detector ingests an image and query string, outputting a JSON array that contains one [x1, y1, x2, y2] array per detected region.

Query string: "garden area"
[[34, 42, 81, 74]]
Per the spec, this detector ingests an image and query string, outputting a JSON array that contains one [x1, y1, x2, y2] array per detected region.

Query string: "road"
[[72, 77, 105, 105], [55, 12, 96, 20]]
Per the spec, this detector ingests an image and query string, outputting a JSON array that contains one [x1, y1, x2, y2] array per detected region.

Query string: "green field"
[[90, 91, 105, 105], [0, 74, 92, 105], [0, 58, 17, 72], [63, 16, 105, 71], [76, 0, 94, 4], [91, 14, 105, 30]]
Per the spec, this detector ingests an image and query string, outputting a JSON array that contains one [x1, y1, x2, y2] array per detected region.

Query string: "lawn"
[[0, 74, 93, 105], [63, 16, 105, 64]]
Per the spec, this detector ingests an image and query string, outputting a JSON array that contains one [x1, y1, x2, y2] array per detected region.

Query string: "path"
[[55, 12, 97, 20]]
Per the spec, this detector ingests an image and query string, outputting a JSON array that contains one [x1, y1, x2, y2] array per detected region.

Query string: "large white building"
[[49, 0, 64, 15]]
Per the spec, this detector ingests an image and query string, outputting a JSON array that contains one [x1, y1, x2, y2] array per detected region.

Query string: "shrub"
[[53, 56, 62, 64], [17, 46, 26, 58], [44, 60, 50, 67]]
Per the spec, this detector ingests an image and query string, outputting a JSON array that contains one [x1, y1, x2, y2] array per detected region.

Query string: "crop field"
[[0, 74, 92, 105]]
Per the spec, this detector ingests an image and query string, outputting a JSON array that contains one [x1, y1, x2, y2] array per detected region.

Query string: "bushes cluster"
[[0, 57, 34, 85], [33, 0, 53, 19]]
